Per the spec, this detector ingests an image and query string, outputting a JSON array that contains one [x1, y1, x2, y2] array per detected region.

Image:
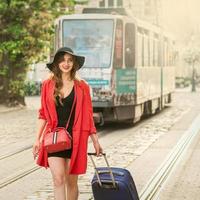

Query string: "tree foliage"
[[0, 0, 74, 106], [183, 33, 200, 65], [183, 34, 200, 92], [184, 48, 200, 65]]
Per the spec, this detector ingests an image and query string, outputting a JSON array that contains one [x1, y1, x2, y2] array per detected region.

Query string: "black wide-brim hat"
[[46, 47, 85, 71]]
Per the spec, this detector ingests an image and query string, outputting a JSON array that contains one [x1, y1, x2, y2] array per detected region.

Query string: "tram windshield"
[[63, 19, 114, 68]]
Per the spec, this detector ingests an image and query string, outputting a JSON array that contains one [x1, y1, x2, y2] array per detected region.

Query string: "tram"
[[51, 8, 176, 124]]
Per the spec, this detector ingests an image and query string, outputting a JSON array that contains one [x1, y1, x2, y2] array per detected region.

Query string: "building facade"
[[75, 0, 162, 26]]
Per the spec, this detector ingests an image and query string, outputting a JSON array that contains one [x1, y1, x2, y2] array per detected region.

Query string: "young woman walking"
[[33, 47, 103, 200]]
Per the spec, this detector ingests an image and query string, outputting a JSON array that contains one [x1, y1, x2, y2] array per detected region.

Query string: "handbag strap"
[[65, 86, 76, 130]]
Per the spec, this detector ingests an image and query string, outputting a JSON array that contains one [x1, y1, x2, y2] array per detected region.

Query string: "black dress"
[[48, 86, 75, 159]]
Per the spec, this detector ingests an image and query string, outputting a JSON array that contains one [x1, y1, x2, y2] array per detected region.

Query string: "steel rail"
[[0, 145, 32, 161], [139, 114, 200, 200], [0, 128, 108, 162], [0, 108, 179, 191], [0, 165, 40, 189], [0, 129, 110, 189]]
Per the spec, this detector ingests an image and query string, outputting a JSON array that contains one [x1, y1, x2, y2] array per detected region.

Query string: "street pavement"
[[158, 130, 200, 200], [0, 90, 200, 200]]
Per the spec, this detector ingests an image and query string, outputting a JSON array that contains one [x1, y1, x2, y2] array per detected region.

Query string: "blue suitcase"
[[88, 153, 139, 200]]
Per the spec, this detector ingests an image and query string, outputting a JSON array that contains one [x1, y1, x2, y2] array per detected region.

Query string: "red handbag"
[[44, 91, 76, 153]]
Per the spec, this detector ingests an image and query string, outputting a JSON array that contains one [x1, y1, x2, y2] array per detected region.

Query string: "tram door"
[[113, 20, 137, 121]]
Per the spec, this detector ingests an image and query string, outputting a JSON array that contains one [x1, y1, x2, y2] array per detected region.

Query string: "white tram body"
[[52, 9, 175, 124]]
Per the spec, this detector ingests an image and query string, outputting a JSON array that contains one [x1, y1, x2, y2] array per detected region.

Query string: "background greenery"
[[0, 0, 75, 106]]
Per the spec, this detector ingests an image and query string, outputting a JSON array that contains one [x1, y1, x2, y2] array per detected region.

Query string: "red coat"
[[36, 78, 96, 174]]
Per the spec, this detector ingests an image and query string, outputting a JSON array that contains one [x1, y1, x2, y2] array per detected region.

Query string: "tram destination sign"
[[116, 69, 136, 94], [86, 79, 109, 87]]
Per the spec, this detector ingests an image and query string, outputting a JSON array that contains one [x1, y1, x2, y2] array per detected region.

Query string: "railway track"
[[0, 110, 157, 191], [0, 145, 32, 161], [0, 145, 39, 189], [139, 113, 200, 200], [0, 165, 39, 189], [0, 128, 114, 190], [0, 106, 194, 197]]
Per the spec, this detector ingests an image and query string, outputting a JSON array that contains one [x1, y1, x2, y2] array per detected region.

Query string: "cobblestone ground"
[[0, 92, 199, 200], [24, 93, 194, 200], [0, 108, 37, 156], [0, 96, 41, 155]]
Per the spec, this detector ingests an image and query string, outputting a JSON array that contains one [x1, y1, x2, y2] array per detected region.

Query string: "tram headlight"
[[90, 88, 113, 102], [99, 90, 112, 101]]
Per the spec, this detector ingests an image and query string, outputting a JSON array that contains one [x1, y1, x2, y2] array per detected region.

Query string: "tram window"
[[167, 42, 169, 66], [172, 41, 176, 65], [166, 44, 169, 66], [108, 0, 114, 7], [143, 34, 149, 66], [142, 36, 144, 66], [153, 33, 159, 66], [163, 41, 166, 66], [137, 32, 143, 66], [163, 38, 169, 66], [148, 37, 150, 66], [125, 23, 135, 68], [99, 0, 105, 7], [63, 19, 114, 68], [169, 44, 173, 66], [149, 38, 153, 66], [153, 39, 159, 66], [113, 19, 123, 68]]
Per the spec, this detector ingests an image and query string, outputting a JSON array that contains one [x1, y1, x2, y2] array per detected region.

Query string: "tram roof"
[[56, 13, 173, 37], [56, 14, 159, 31], [56, 14, 124, 21]]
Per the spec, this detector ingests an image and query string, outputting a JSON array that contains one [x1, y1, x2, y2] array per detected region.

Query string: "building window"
[[117, 0, 123, 7], [99, 0, 105, 7], [108, 0, 114, 7]]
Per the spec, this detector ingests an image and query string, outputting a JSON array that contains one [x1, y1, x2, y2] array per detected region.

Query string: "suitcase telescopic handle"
[[88, 153, 116, 188]]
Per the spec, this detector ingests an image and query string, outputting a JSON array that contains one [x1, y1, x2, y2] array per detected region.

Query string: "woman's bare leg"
[[65, 159, 79, 200], [48, 157, 67, 200]]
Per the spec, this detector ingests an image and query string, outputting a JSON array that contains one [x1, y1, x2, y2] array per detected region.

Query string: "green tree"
[[0, 0, 75, 106], [183, 35, 200, 92]]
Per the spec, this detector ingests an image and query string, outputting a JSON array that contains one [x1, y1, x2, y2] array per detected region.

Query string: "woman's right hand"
[[32, 139, 40, 160]]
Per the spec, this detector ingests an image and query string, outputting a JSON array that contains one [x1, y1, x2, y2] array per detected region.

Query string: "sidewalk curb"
[[0, 105, 25, 114]]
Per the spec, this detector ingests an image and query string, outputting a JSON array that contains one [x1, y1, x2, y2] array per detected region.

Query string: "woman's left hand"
[[93, 141, 103, 156]]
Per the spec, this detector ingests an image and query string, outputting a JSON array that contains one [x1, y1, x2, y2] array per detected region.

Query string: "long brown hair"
[[50, 52, 79, 105]]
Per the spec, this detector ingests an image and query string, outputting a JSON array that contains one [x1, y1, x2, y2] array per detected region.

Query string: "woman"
[[32, 47, 103, 200]]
